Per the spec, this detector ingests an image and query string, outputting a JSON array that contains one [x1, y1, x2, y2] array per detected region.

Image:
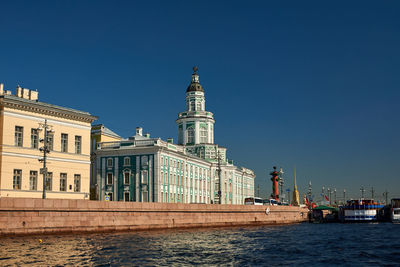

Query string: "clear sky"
[[1, 1, 399, 202]]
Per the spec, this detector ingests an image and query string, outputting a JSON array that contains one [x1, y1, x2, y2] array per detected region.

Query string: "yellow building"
[[0, 84, 97, 199]]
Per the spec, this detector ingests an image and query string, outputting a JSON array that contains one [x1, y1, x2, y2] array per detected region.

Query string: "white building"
[[94, 68, 255, 204]]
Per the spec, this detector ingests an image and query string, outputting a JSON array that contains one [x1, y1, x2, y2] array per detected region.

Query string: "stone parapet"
[[0, 198, 308, 236]]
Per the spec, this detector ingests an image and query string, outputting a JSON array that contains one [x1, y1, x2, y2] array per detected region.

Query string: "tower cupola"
[[186, 66, 204, 93]]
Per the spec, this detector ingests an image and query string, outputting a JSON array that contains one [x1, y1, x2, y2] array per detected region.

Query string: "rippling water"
[[1, 223, 399, 266]]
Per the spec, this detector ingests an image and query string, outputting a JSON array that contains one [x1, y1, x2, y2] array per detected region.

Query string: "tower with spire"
[[292, 166, 300, 206], [177, 67, 224, 161]]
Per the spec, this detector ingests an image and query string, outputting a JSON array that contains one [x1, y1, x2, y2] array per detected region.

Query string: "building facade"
[[90, 124, 122, 199], [94, 68, 255, 204], [0, 84, 97, 199]]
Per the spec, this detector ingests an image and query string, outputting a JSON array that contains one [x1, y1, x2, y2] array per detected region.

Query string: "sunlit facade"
[[94, 68, 255, 204]]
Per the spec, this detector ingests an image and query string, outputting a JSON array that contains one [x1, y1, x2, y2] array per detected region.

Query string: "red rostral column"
[[270, 166, 279, 201]]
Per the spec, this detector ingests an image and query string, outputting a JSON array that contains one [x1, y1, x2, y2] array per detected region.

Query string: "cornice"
[[0, 96, 97, 123]]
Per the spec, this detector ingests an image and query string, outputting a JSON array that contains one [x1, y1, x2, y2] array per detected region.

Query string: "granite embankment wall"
[[0, 198, 308, 236]]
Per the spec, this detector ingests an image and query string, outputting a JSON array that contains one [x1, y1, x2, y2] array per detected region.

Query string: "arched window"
[[190, 101, 195, 111], [200, 127, 208, 143], [196, 101, 202, 111], [187, 127, 194, 144]]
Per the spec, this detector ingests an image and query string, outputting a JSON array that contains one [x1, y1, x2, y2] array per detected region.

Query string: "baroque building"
[[94, 68, 255, 204], [0, 83, 97, 199]]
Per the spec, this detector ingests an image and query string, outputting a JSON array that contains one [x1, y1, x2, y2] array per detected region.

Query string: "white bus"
[[244, 197, 263, 205], [391, 198, 400, 223]]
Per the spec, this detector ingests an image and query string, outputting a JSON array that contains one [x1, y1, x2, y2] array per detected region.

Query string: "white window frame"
[[187, 127, 194, 144], [141, 170, 148, 184], [15, 126, 23, 147], [61, 133, 68, 153], [74, 174, 81, 192], [60, 173, 67, 192], [13, 169, 22, 190], [29, 170, 38, 190]]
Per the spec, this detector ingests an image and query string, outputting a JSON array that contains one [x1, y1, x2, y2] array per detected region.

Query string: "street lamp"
[[334, 188, 337, 206], [38, 119, 54, 199]]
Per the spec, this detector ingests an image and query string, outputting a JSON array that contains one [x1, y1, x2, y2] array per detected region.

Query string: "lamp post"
[[38, 119, 53, 199], [334, 188, 337, 206], [360, 186, 365, 199], [279, 167, 284, 202], [343, 189, 346, 205], [286, 188, 291, 204], [327, 187, 331, 206]]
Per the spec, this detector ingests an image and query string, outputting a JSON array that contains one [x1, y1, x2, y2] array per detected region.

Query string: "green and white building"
[[94, 68, 255, 204]]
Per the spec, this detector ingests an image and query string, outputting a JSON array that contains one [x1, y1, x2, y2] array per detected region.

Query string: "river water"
[[1, 223, 399, 266]]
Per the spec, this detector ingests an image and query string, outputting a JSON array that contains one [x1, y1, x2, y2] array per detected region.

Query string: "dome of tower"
[[186, 66, 205, 93], [186, 83, 204, 92]]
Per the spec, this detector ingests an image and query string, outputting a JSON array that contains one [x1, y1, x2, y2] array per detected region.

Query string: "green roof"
[[313, 205, 338, 211]]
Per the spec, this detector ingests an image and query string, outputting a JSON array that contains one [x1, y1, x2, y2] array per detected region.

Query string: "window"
[[29, 171, 37, 190], [141, 170, 148, 184], [46, 172, 53, 191], [75, 136, 82, 154], [124, 192, 130, 202], [47, 133, 54, 151], [60, 173, 67, 191], [124, 171, 130, 184], [200, 127, 208, 143], [196, 101, 202, 111], [190, 100, 195, 111], [31, 129, 38, 149], [13, 169, 22, 190], [107, 173, 113, 184], [74, 174, 81, 192], [61, 133, 68, 152], [187, 127, 194, 144], [124, 157, 130, 166], [15, 126, 23, 147], [141, 156, 148, 168], [107, 158, 113, 167]]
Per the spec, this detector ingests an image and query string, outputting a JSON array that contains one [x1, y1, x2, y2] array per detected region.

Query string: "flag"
[[324, 195, 329, 201]]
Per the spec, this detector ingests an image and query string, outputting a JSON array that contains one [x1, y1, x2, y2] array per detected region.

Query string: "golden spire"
[[292, 166, 300, 206]]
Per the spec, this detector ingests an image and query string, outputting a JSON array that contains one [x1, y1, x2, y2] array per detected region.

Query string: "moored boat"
[[340, 199, 384, 222]]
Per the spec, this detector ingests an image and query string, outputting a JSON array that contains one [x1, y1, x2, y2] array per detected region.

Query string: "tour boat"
[[340, 199, 384, 222]]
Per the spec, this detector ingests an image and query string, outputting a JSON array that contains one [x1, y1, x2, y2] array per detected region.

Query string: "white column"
[[100, 158, 105, 200], [195, 120, 200, 144], [183, 122, 187, 145], [136, 156, 140, 202], [114, 157, 118, 201], [208, 123, 212, 144]]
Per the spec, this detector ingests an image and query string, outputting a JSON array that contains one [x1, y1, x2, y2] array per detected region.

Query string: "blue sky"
[[1, 1, 399, 202]]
